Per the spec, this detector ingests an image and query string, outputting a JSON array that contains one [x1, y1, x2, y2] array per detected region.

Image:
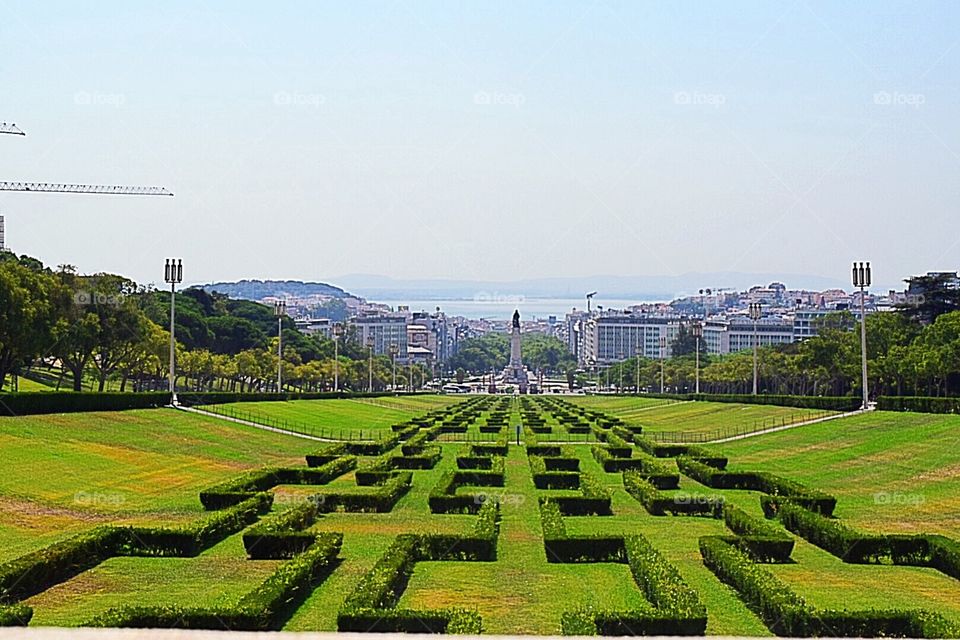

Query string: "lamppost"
[[853, 261, 872, 410], [389, 343, 398, 391], [749, 302, 762, 395], [691, 321, 703, 394], [366, 336, 375, 393], [164, 259, 182, 404], [274, 300, 286, 392], [618, 349, 624, 394], [332, 323, 343, 392], [659, 335, 666, 393], [635, 345, 642, 394]]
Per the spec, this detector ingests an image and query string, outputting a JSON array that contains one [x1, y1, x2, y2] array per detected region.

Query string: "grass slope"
[[710, 410, 960, 537], [572, 396, 834, 438]]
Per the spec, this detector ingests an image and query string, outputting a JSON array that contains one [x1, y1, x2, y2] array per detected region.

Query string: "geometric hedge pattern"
[[1, 395, 959, 636]]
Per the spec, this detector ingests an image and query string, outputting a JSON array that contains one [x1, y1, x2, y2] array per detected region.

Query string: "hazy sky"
[[1, 1, 958, 291]]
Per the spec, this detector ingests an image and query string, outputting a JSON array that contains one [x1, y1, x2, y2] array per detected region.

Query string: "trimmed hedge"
[[429, 462, 506, 514], [541, 502, 706, 635], [700, 536, 960, 638], [318, 471, 412, 513], [623, 471, 722, 517], [877, 396, 960, 414], [777, 503, 960, 579], [0, 496, 269, 602], [0, 604, 32, 626], [676, 457, 836, 517], [338, 502, 497, 633], [0, 392, 171, 416], [243, 501, 319, 559], [87, 533, 343, 630], [721, 504, 794, 563], [199, 457, 356, 510]]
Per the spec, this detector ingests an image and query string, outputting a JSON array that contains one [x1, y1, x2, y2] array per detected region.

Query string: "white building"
[[703, 316, 795, 355], [584, 314, 682, 364], [352, 315, 408, 358]]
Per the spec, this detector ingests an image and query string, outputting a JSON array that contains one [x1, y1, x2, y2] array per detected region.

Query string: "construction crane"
[[0, 122, 25, 136], [0, 182, 173, 196], [1, 119, 173, 252], [586, 291, 597, 313]]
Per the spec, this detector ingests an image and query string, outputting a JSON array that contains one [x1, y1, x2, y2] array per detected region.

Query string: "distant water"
[[377, 297, 663, 320]]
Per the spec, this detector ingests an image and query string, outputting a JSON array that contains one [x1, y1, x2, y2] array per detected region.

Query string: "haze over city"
[[2, 1, 958, 289]]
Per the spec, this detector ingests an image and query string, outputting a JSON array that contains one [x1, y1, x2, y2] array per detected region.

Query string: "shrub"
[[88, 533, 342, 630], [699, 536, 960, 638], [0, 605, 32, 626], [319, 472, 412, 513], [127, 495, 269, 557], [0, 392, 171, 416], [243, 501, 319, 559], [722, 504, 794, 562], [0, 526, 130, 602], [623, 471, 722, 517], [200, 457, 355, 510], [877, 396, 960, 414]]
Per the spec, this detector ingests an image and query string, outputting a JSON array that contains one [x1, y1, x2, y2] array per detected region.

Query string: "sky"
[[1, 1, 958, 292]]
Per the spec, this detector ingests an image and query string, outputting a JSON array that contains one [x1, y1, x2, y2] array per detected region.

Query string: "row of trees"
[[0, 253, 429, 393], [448, 333, 578, 374], [599, 306, 960, 397]]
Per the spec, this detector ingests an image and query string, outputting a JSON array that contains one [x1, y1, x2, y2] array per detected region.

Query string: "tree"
[[0, 258, 61, 390], [455, 367, 466, 384], [898, 273, 960, 325]]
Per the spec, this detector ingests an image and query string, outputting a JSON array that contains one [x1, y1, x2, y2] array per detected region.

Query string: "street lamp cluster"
[[749, 302, 762, 395], [853, 261, 872, 410], [274, 300, 286, 391], [164, 259, 182, 404]]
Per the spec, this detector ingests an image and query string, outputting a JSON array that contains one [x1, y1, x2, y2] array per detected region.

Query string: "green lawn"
[[0, 407, 320, 561], [4, 398, 960, 633], [205, 395, 461, 439], [570, 396, 835, 439], [709, 410, 960, 537]]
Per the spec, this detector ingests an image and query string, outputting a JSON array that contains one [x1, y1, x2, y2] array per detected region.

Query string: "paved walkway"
[[174, 405, 338, 443]]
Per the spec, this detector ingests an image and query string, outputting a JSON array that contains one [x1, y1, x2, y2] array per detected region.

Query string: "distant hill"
[[196, 280, 358, 301]]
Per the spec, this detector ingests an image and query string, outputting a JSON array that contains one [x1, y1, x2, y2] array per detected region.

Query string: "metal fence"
[[645, 409, 837, 444], [192, 402, 389, 442]]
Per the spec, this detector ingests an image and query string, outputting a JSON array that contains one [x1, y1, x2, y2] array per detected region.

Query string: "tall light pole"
[[853, 262, 872, 410], [691, 321, 703, 394], [617, 349, 624, 394], [635, 345, 642, 394], [749, 302, 762, 395], [274, 300, 286, 392], [164, 259, 182, 404], [366, 335, 375, 393], [389, 343, 398, 391], [659, 335, 666, 393], [332, 323, 343, 392]]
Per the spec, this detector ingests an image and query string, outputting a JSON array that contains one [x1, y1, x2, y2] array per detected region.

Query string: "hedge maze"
[[2, 395, 960, 635]]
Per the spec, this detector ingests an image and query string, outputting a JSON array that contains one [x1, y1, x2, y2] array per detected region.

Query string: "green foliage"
[[0, 604, 32, 627], [0, 391, 171, 416], [878, 396, 960, 413], [699, 536, 960, 638]]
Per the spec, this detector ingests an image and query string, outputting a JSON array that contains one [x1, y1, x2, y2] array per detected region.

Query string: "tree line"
[[601, 275, 960, 398], [0, 253, 431, 393]]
